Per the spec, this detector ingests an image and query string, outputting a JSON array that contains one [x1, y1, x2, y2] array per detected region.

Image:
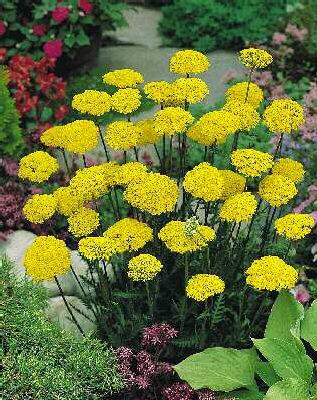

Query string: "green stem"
[[61, 149, 71, 178], [134, 146, 139, 162], [153, 143, 162, 167], [145, 282, 153, 319]]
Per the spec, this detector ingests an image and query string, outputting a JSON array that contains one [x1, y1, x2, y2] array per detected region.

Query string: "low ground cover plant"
[[15, 47, 316, 392]]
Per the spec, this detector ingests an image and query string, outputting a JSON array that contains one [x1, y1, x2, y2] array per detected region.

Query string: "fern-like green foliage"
[[0, 66, 25, 158], [1, 256, 124, 400]]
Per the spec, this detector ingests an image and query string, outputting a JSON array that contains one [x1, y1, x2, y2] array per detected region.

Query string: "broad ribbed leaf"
[[174, 347, 256, 392], [253, 338, 313, 382], [264, 378, 311, 400], [255, 361, 280, 386], [301, 299, 317, 351], [265, 291, 303, 341]]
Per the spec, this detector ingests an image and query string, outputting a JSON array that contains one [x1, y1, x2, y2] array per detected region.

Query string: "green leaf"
[[265, 291, 304, 341], [255, 361, 280, 387], [253, 338, 313, 382], [301, 299, 317, 350], [264, 378, 311, 400], [76, 31, 90, 46], [40, 107, 53, 122], [174, 347, 256, 392], [234, 388, 265, 400]]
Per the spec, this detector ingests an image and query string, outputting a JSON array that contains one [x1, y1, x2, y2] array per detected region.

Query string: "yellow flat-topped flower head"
[[78, 236, 114, 261], [183, 162, 224, 202], [123, 172, 179, 215], [219, 192, 257, 223], [103, 68, 144, 88], [231, 149, 273, 177], [272, 158, 305, 183], [136, 119, 162, 145], [111, 88, 141, 114], [72, 90, 111, 116], [62, 120, 99, 154], [225, 82, 264, 108], [40, 126, 64, 148], [246, 255, 298, 291], [105, 121, 142, 151], [103, 218, 153, 253], [114, 162, 148, 186], [153, 106, 193, 136], [263, 98, 305, 134], [219, 170, 246, 200], [23, 194, 57, 224], [275, 213, 315, 240], [128, 254, 163, 281], [67, 207, 100, 238], [239, 48, 273, 69], [24, 236, 71, 281], [186, 274, 225, 301], [259, 174, 298, 207], [53, 186, 86, 217], [143, 80, 173, 104], [170, 49, 210, 75], [223, 100, 260, 132], [172, 77, 209, 104], [158, 220, 215, 253], [18, 151, 59, 183]]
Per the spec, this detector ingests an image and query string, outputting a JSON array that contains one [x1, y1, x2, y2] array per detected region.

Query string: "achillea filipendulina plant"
[[19, 48, 315, 355]]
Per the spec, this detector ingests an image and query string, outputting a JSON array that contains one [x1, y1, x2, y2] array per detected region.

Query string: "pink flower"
[[32, 24, 46, 36], [141, 323, 178, 348], [43, 39, 63, 58], [163, 383, 194, 400], [78, 0, 93, 14], [0, 20, 6, 36], [272, 32, 287, 45], [285, 24, 308, 42], [52, 6, 70, 23], [291, 284, 311, 304], [0, 48, 7, 62]]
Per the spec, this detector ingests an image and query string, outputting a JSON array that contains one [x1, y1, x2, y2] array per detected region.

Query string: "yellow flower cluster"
[[23, 194, 57, 224], [103, 218, 153, 253], [223, 101, 260, 132], [63, 120, 99, 154], [169, 49, 210, 75], [123, 172, 179, 215], [78, 236, 113, 261], [103, 68, 144, 88], [275, 213, 315, 240], [158, 220, 215, 253], [187, 110, 239, 145], [225, 82, 264, 108], [106, 121, 142, 151], [231, 149, 273, 177], [272, 157, 304, 183], [143, 81, 175, 105], [18, 151, 59, 183], [53, 186, 85, 217], [127, 254, 163, 282], [239, 48, 273, 69], [70, 165, 110, 201], [246, 255, 298, 291], [184, 163, 223, 202], [219, 170, 246, 200], [263, 99, 305, 134], [114, 162, 148, 186], [219, 192, 257, 223], [72, 90, 111, 116], [40, 126, 64, 147], [24, 236, 71, 281], [153, 106, 194, 136], [172, 77, 209, 104], [67, 207, 100, 238], [186, 274, 225, 301], [111, 88, 141, 114], [259, 174, 298, 207], [136, 120, 162, 145]]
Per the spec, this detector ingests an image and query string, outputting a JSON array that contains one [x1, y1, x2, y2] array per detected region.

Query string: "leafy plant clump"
[[1, 257, 124, 400], [159, 0, 292, 52], [175, 290, 317, 399]]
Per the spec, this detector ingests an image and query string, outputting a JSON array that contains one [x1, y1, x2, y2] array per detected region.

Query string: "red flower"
[[43, 39, 63, 58], [78, 0, 93, 14], [0, 20, 6, 36], [0, 48, 7, 61], [52, 6, 70, 23], [55, 104, 69, 121], [32, 24, 46, 36]]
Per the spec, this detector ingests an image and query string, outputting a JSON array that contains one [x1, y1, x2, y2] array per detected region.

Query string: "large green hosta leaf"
[[253, 338, 313, 383], [264, 378, 311, 400], [174, 347, 256, 392], [301, 299, 317, 351]]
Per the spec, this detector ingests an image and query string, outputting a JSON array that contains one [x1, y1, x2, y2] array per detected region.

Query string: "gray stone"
[[46, 295, 96, 338]]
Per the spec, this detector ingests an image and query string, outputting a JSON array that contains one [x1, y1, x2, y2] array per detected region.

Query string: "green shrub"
[[0, 257, 123, 400], [159, 0, 291, 52], [0, 66, 25, 158]]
